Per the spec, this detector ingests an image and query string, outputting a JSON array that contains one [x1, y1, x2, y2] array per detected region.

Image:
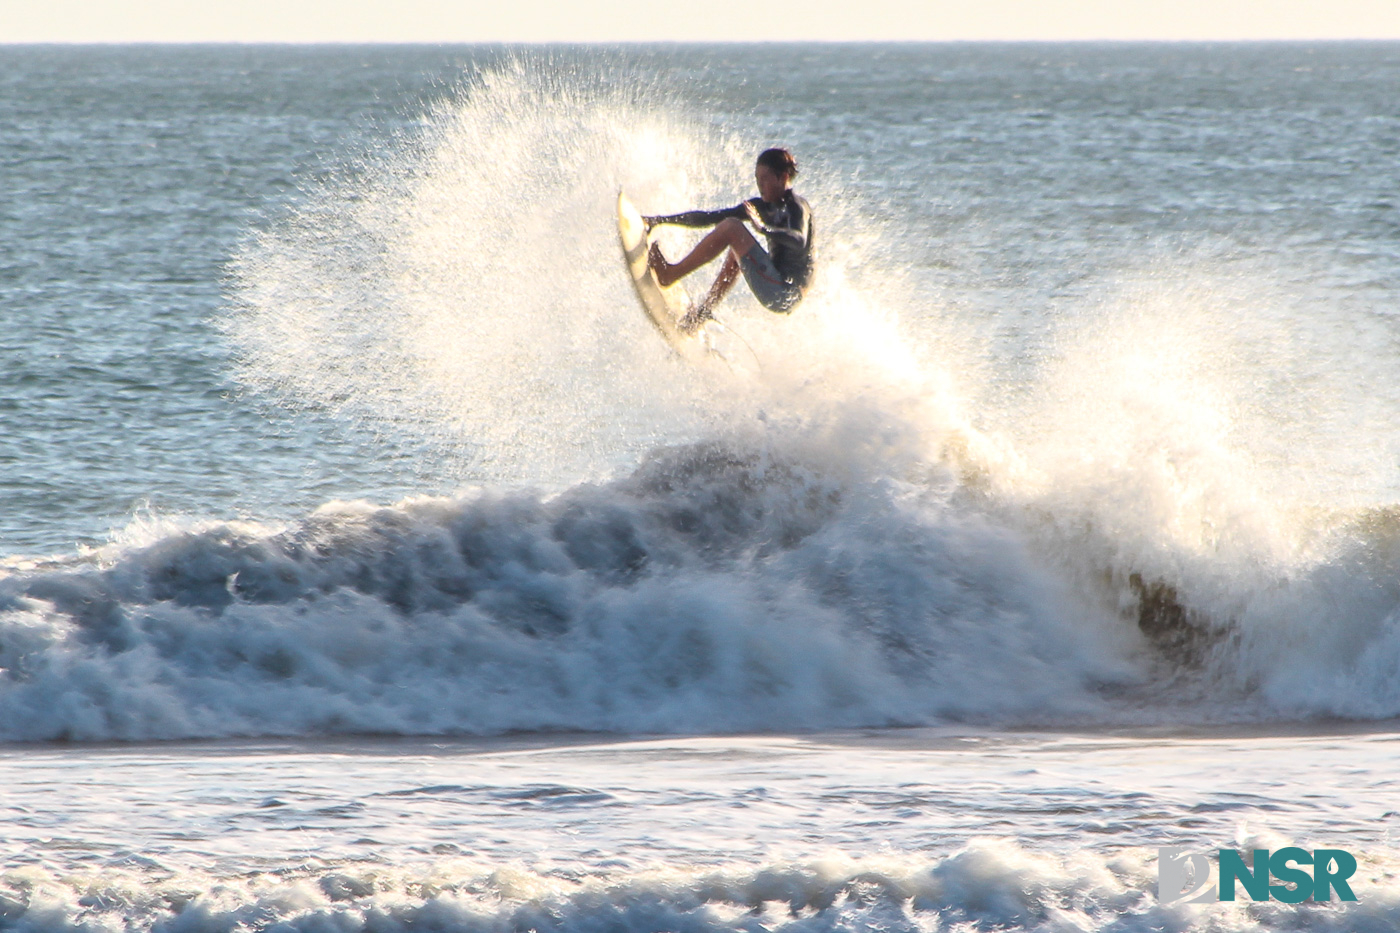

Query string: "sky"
[[2, 0, 1400, 43]]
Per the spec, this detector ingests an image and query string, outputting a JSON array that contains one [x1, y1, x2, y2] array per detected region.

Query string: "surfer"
[[645, 148, 814, 332]]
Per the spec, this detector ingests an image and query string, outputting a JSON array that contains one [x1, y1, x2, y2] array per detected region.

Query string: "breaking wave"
[[4, 414, 1400, 742], [0, 426, 1130, 742], [2, 842, 1395, 933]]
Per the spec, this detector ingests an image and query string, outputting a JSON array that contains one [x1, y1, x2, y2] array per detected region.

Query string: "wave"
[[2, 842, 1395, 933], [0, 426, 1131, 742], [5, 413, 1400, 743]]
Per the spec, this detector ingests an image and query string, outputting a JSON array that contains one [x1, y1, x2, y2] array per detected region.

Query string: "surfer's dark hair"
[[756, 148, 798, 179]]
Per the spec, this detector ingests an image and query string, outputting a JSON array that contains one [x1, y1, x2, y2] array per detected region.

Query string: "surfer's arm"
[[644, 205, 747, 229]]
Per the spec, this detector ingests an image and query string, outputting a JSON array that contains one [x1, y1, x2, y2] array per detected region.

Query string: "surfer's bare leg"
[[651, 218, 756, 287], [679, 253, 740, 332]]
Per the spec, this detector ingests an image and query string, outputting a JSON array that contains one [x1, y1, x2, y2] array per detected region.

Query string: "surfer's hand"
[[742, 202, 764, 230]]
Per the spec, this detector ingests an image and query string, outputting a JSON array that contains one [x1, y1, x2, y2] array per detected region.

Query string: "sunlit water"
[[4, 43, 1400, 931]]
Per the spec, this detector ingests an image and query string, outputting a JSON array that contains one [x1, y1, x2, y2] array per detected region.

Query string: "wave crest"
[[0, 435, 1131, 743]]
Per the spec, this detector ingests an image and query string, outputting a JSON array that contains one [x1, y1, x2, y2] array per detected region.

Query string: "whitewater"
[[2, 43, 1400, 932]]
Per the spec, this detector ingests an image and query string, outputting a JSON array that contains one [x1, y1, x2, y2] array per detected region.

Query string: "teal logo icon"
[[1158, 848, 1358, 903]]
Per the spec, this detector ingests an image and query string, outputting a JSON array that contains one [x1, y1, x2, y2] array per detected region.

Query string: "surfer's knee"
[[716, 216, 751, 246]]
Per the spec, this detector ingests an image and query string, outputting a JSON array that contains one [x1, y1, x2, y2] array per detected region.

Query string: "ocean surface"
[[3, 42, 1400, 931]]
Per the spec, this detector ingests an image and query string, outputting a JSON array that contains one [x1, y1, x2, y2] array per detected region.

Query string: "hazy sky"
[[2, 0, 1399, 43]]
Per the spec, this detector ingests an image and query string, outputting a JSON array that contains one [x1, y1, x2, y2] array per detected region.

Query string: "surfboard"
[[617, 191, 762, 375], [617, 191, 709, 362]]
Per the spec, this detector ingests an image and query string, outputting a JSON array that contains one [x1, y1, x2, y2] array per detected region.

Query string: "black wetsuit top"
[[650, 190, 815, 290]]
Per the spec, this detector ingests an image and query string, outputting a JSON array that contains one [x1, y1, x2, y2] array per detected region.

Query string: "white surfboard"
[[617, 191, 762, 374], [616, 191, 706, 361]]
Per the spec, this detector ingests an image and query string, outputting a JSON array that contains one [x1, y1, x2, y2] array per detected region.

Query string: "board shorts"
[[740, 245, 803, 313]]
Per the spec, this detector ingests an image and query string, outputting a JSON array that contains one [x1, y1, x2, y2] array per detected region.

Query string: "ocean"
[[2, 41, 1399, 931]]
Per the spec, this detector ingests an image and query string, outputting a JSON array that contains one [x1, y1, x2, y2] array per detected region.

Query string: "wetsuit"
[[649, 190, 815, 312]]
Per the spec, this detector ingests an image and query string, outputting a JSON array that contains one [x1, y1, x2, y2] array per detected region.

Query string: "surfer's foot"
[[649, 243, 679, 287], [678, 303, 712, 334]]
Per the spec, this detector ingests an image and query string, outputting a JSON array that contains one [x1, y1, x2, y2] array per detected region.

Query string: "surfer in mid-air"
[[645, 148, 814, 332]]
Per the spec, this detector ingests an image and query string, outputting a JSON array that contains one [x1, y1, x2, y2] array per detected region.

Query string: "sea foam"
[[1, 842, 1395, 933], [0, 424, 1134, 743]]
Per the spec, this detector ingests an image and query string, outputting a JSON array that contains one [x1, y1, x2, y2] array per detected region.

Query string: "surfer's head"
[[755, 148, 797, 202]]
